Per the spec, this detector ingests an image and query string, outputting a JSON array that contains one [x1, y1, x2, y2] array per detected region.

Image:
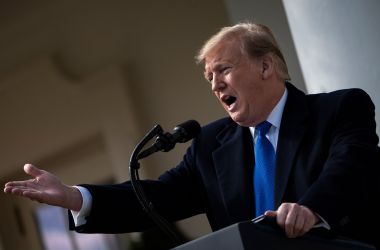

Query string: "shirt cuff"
[[70, 186, 93, 227]]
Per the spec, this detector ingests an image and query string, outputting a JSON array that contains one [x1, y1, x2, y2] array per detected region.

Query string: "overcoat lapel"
[[275, 82, 310, 208], [212, 124, 253, 223]]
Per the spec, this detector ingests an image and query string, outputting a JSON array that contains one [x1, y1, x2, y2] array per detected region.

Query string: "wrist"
[[66, 186, 83, 211]]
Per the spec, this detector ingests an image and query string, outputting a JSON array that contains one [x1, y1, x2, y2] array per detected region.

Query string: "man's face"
[[204, 41, 276, 127]]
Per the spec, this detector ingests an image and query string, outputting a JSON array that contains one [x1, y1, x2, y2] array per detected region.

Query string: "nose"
[[211, 73, 226, 92]]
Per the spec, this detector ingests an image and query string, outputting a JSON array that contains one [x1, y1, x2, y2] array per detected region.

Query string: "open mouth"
[[222, 95, 237, 107]]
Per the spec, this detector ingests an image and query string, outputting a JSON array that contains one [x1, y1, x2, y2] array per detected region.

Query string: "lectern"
[[172, 220, 375, 250]]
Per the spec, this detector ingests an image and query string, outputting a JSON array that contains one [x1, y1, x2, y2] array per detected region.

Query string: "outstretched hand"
[[265, 203, 319, 238], [4, 164, 82, 211]]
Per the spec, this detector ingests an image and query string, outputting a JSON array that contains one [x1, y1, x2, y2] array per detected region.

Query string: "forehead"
[[204, 40, 244, 71]]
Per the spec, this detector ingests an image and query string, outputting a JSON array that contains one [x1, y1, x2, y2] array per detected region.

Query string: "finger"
[[7, 186, 37, 195], [299, 206, 318, 233], [304, 215, 316, 231], [293, 214, 306, 237], [8, 186, 44, 201], [285, 209, 297, 238], [4, 179, 37, 189], [21, 190, 45, 202], [5, 180, 27, 187], [275, 206, 288, 229], [24, 164, 44, 178], [3, 186, 12, 193], [4, 186, 28, 196], [304, 212, 318, 232], [4, 181, 14, 187]]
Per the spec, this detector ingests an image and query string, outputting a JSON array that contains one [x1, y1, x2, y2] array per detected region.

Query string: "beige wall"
[[0, 1, 229, 249]]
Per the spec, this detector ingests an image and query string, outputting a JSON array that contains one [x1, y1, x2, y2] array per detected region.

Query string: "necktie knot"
[[256, 121, 272, 135]]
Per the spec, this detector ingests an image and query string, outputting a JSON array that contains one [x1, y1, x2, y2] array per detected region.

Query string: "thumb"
[[24, 164, 44, 178], [264, 210, 277, 218]]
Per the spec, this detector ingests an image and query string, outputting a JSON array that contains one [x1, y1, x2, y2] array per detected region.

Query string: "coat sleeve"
[[69, 140, 206, 234], [298, 89, 379, 233]]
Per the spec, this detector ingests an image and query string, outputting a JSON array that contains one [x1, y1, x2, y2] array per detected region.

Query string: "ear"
[[261, 54, 275, 80]]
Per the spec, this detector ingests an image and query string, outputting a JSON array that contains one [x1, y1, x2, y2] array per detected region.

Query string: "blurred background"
[[0, 0, 379, 249]]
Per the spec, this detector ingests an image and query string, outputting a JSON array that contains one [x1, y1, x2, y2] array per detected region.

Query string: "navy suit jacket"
[[71, 82, 380, 247]]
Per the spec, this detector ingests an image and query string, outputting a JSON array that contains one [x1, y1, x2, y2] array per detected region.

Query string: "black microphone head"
[[173, 120, 201, 143]]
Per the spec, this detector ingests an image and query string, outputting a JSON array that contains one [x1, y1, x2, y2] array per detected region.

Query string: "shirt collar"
[[266, 87, 288, 130]]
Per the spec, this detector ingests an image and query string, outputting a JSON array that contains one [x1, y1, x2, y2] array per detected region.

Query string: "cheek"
[[241, 91, 257, 110], [225, 73, 233, 82]]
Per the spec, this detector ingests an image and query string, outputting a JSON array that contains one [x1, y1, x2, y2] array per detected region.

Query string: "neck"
[[260, 80, 285, 122]]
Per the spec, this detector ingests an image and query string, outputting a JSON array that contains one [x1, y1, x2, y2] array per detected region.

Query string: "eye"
[[220, 66, 231, 74]]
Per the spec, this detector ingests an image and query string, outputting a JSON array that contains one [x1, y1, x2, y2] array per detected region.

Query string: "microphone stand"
[[129, 124, 184, 246]]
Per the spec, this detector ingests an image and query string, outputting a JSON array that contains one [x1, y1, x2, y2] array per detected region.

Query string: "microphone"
[[137, 120, 201, 160]]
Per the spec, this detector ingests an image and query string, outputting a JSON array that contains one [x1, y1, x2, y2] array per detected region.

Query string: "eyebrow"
[[205, 62, 225, 74]]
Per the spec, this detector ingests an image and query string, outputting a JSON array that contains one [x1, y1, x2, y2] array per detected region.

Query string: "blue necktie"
[[254, 121, 276, 216]]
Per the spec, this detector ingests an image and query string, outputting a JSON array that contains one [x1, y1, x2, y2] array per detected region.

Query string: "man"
[[4, 22, 379, 248]]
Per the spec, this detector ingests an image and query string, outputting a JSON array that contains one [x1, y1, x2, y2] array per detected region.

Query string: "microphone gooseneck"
[[129, 120, 201, 246]]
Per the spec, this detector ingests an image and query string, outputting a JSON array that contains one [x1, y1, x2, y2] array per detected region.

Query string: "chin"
[[230, 116, 256, 127], [235, 122, 252, 127], [230, 116, 249, 127]]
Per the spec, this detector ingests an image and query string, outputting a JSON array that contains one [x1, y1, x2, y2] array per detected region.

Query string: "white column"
[[283, 0, 380, 138], [223, 0, 307, 92]]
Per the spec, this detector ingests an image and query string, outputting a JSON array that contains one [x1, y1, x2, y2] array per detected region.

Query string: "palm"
[[4, 164, 78, 210], [23, 170, 65, 205]]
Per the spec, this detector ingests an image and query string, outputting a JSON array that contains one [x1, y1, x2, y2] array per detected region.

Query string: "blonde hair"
[[196, 22, 291, 81]]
